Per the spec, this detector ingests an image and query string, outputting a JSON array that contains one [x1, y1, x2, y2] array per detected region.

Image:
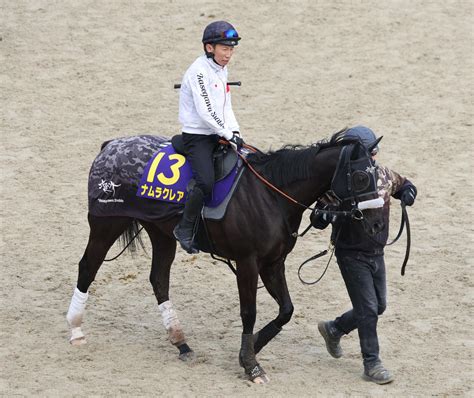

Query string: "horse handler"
[[174, 20, 244, 254], [311, 126, 417, 384]]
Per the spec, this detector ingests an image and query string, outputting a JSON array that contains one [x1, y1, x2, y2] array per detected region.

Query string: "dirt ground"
[[1, 0, 472, 396]]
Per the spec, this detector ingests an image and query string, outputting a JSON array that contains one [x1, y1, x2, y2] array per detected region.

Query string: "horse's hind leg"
[[254, 259, 294, 354], [66, 214, 132, 345], [141, 221, 194, 361]]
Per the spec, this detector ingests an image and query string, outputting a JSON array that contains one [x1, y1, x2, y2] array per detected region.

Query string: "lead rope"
[[297, 247, 333, 285], [386, 204, 406, 246], [400, 204, 411, 276], [297, 229, 341, 285]]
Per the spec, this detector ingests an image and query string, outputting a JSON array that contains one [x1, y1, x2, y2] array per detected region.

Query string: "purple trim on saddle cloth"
[[206, 167, 239, 207], [136, 143, 239, 208]]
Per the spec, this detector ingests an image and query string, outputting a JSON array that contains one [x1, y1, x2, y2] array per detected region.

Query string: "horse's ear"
[[368, 136, 383, 154]]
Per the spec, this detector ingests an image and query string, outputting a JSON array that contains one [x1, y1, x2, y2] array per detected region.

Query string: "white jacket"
[[179, 55, 239, 140]]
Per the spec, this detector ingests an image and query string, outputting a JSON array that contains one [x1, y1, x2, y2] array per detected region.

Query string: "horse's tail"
[[117, 219, 146, 255]]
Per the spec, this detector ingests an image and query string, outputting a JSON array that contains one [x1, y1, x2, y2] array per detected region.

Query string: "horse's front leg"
[[236, 257, 269, 384], [253, 258, 294, 354]]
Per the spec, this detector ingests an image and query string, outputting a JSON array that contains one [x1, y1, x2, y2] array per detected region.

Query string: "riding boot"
[[173, 187, 204, 254]]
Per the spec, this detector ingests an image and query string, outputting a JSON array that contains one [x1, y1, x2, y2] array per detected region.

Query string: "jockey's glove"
[[229, 133, 244, 152], [400, 186, 417, 206]]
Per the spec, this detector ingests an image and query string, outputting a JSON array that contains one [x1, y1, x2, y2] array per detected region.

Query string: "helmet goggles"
[[220, 29, 239, 39]]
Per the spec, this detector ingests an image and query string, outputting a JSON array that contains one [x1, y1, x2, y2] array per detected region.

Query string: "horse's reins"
[[237, 143, 315, 212]]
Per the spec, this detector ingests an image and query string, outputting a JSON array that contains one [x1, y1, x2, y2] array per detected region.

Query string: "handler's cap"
[[343, 125, 382, 155], [202, 21, 241, 46]]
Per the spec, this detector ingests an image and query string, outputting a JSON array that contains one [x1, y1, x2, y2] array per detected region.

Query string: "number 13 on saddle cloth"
[[137, 144, 191, 204]]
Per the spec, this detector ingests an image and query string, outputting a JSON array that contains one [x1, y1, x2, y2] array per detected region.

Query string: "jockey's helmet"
[[343, 126, 381, 155], [202, 21, 240, 47]]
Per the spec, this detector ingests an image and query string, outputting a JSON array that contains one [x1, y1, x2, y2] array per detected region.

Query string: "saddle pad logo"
[[98, 179, 121, 195], [137, 144, 193, 203]]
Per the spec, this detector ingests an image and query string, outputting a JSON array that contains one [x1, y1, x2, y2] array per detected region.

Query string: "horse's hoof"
[[252, 374, 270, 384], [247, 364, 269, 384], [70, 336, 87, 346], [69, 327, 86, 346], [177, 343, 195, 361], [179, 350, 195, 362]]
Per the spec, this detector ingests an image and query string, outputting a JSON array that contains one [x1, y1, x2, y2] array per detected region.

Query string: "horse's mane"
[[247, 128, 356, 186]]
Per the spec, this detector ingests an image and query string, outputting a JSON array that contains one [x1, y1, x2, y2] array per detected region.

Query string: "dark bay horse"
[[66, 130, 370, 383]]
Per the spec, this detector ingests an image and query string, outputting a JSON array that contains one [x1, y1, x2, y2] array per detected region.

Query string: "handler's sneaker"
[[318, 321, 343, 358], [363, 363, 394, 385]]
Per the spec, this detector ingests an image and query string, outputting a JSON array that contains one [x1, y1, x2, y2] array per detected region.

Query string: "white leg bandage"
[[158, 300, 185, 345], [158, 300, 181, 331], [66, 287, 89, 328]]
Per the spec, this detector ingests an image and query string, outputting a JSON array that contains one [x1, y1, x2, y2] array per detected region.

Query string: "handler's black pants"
[[332, 250, 387, 369], [182, 133, 219, 196]]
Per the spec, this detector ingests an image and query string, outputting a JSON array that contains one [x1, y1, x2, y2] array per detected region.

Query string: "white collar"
[[204, 55, 226, 72]]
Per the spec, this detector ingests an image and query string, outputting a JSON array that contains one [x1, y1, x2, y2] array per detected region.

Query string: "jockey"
[[311, 126, 417, 384], [174, 21, 244, 254]]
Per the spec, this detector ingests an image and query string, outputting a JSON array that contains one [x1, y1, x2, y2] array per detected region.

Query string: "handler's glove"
[[228, 133, 244, 152], [400, 186, 417, 206], [310, 209, 336, 230]]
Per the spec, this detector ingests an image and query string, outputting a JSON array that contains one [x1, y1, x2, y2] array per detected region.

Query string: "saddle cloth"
[[136, 140, 243, 210], [88, 135, 244, 222]]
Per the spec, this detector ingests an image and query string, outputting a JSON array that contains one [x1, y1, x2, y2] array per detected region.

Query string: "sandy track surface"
[[1, 1, 472, 396]]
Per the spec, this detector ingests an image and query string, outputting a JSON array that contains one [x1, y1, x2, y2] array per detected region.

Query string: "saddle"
[[171, 135, 238, 182]]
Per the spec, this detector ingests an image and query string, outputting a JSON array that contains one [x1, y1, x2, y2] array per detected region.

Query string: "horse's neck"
[[283, 147, 340, 211]]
